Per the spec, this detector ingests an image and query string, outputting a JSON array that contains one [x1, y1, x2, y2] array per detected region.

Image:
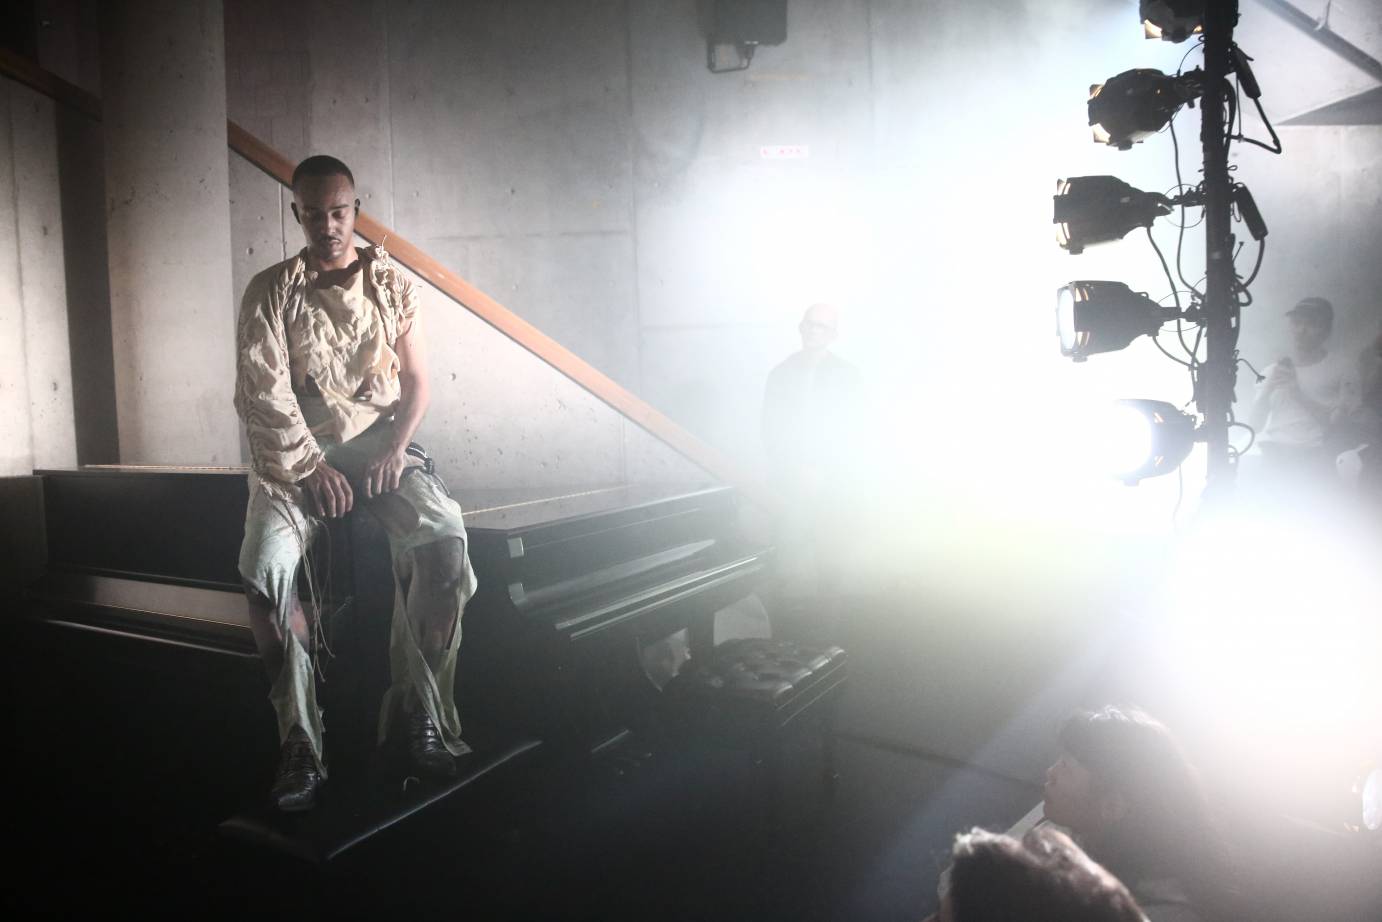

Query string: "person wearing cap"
[[1247, 296, 1356, 483]]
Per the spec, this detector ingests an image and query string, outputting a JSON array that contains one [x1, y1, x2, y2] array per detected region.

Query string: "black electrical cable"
[[1188, 323, 1205, 365], [1167, 115, 1204, 299], [1177, 38, 1203, 76], [1223, 78, 1238, 154], [1236, 96, 1283, 153], [1227, 78, 1276, 152], [1225, 199, 1265, 311], [1225, 43, 1284, 154], [1169, 39, 1207, 302], [1148, 227, 1206, 371], [1158, 289, 1197, 307], [1153, 332, 1195, 368], [1146, 226, 1182, 315], [1241, 235, 1266, 288], [1168, 317, 1202, 370], [1229, 419, 1257, 456], [1237, 355, 1266, 383]]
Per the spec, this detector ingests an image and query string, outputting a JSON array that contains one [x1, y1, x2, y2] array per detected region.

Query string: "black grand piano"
[[9, 467, 771, 876]]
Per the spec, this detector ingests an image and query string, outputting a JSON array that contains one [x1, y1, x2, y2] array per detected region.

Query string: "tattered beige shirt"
[[235, 246, 419, 491]]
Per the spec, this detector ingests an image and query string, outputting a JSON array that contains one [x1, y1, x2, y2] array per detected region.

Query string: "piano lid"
[[457, 483, 721, 534]]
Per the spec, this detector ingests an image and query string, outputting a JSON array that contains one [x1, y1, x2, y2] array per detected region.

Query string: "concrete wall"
[[0, 78, 78, 476], [35, 0, 119, 467], [101, 0, 241, 465]]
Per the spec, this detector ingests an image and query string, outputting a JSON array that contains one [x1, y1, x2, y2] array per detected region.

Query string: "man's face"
[[1289, 312, 1329, 354], [799, 305, 838, 353], [1043, 750, 1100, 833], [292, 173, 358, 268]]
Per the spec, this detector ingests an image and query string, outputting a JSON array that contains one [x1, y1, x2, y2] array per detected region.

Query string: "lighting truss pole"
[[1198, 0, 1239, 491]]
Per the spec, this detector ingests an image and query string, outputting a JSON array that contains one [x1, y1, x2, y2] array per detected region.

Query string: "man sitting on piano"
[[235, 154, 476, 811]]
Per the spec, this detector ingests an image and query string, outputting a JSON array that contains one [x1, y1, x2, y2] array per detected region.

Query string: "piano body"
[[10, 466, 769, 862]]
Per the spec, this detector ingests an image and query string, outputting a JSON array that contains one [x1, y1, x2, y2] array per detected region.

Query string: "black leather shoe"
[[407, 708, 457, 778], [271, 726, 322, 812]]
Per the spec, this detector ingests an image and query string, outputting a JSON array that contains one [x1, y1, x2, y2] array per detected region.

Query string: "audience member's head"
[[799, 302, 839, 354], [1286, 296, 1333, 358], [941, 825, 1144, 922], [1044, 705, 1232, 917]]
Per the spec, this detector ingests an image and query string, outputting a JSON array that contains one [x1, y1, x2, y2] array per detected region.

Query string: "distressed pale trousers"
[[238, 424, 477, 774]]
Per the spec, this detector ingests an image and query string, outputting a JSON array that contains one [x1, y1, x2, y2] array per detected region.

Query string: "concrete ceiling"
[[1239, 0, 1382, 123]]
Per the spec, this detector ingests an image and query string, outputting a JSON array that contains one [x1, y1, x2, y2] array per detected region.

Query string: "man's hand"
[[362, 444, 410, 499], [1265, 359, 1296, 393], [302, 460, 354, 518]]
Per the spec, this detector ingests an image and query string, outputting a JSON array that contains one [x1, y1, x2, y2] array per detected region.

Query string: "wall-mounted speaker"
[[713, 0, 788, 47]]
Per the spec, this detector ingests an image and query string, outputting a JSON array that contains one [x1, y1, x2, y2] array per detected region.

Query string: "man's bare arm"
[[363, 315, 430, 498]]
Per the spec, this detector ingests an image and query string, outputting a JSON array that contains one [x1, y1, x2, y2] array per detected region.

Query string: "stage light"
[[1088, 68, 1203, 149], [1141, 0, 1204, 42], [1100, 399, 1196, 484], [1054, 176, 1172, 254], [1363, 767, 1381, 832], [1056, 281, 1178, 361]]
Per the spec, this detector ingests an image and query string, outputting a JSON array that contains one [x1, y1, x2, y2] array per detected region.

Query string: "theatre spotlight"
[[1141, 0, 1204, 42], [1101, 399, 1197, 484], [1089, 68, 1203, 149], [1056, 281, 1178, 362], [1362, 766, 1381, 832], [1054, 176, 1172, 253]]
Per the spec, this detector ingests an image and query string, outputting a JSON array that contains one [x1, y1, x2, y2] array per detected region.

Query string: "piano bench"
[[664, 637, 848, 810]]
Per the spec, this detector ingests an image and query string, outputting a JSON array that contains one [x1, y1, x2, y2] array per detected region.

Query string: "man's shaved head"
[[291, 154, 355, 193]]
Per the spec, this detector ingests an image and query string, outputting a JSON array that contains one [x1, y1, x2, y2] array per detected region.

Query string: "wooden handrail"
[[1, 50, 761, 498], [0, 48, 101, 118]]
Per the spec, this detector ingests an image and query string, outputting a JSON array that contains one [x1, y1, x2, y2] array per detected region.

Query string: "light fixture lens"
[[1364, 767, 1382, 832], [1104, 404, 1157, 480], [1140, 1, 1205, 43], [1099, 399, 1197, 483], [1055, 281, 1171, 361], [1057, 285, 1080, 353]]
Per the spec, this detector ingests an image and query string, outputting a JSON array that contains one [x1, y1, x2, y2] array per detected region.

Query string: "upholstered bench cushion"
[[665, 638, 847, 715]]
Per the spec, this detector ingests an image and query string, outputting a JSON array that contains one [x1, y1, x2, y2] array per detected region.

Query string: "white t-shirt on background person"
[[1253, 353, 1354, 450]]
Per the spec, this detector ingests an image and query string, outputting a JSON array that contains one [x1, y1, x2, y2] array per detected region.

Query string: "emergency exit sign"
[[760, 145, 810, 160]]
